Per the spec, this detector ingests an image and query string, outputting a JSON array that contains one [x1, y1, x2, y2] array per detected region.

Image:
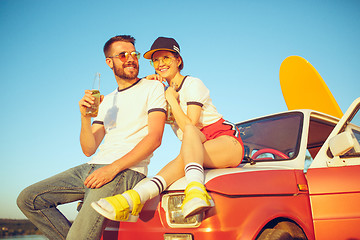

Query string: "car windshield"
[[237, 112, 303, 162]]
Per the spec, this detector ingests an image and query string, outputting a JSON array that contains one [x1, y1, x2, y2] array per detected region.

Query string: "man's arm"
[[84, 111, 166, 189], [79, 90, 105, 156]]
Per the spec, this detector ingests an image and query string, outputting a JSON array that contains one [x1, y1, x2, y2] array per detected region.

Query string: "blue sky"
[[1, 0, 359, 220]]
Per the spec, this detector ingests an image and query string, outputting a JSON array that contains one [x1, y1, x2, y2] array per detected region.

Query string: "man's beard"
[[114, 62, 139, 80]]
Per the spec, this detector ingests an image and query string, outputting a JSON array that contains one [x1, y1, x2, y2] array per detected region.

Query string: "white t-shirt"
[[87, 78, 166, 175], [171, 76, 222, 140]]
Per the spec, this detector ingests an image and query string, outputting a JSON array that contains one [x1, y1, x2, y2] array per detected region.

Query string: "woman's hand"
[[165, 86, 179, 103], [146, 74, 166, 84]]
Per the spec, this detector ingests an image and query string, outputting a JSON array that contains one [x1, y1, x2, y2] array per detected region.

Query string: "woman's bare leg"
[[181, 123, 243, 169], [203, 135, 243, 168], [179, 123, 243, 217], [157, 154, 185, 186]]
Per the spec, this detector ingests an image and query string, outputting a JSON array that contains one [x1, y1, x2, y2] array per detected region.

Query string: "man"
[[17, 35, 166, 240]]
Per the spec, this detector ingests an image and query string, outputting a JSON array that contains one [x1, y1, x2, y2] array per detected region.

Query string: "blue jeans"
[[17, 163, 145, 240]]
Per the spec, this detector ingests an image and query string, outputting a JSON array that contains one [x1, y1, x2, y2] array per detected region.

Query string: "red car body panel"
[[306, 165, 360, 239]]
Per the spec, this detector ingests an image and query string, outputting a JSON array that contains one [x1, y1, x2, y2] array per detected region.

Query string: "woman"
[[92, 37, 244, 221]]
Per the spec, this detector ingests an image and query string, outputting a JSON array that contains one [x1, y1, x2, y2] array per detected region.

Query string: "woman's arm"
[[166, 87, 202, 131]]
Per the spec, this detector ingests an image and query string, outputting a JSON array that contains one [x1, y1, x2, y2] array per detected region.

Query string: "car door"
[[306, 97, 360, 240]]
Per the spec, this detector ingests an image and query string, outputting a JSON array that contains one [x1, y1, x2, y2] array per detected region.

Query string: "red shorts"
[[200, 118, 244, 156]]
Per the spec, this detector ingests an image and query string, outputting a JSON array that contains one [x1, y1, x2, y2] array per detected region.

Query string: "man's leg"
[[66, 167, 145, 240], [17, 164, 90, 240]]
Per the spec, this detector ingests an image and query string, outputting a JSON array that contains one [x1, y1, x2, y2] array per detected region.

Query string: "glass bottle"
[[165, 82, 178, 124]]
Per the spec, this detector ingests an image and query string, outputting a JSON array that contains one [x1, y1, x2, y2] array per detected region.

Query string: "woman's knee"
[[183, 124, 205, 142], [183, 124, 197, 135]]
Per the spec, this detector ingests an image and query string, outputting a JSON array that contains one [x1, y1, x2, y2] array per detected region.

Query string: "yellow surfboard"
[[279, 56, 343, 118]]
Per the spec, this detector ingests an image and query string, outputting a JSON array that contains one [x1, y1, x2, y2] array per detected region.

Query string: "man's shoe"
[[91, 190, 143, 222]]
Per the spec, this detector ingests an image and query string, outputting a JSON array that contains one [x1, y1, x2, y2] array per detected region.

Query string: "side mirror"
[[329, 131, 357, 157]]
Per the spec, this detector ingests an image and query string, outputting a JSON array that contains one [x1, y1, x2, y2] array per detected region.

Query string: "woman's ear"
[[105, 58, 114, 69], [177, 57, 182, 68]]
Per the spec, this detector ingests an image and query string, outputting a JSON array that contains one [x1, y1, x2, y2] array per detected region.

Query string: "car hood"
[[166, 167, 304, 196]]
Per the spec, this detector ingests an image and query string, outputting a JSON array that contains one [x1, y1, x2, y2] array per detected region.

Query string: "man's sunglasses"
[[109, 51, 140, 62]]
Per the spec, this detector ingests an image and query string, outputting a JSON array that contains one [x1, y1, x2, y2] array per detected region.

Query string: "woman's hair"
[[173, 52, 184, 71], [103, 35, 136, 58]]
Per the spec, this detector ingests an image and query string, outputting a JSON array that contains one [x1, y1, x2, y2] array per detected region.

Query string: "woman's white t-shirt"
[[171, 76, 222, 140]]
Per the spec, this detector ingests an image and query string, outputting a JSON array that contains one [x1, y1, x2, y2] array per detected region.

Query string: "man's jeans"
[[17, 163, 145, 240]]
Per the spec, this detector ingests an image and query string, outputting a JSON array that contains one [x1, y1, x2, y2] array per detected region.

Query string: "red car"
[[101, 97, 360, 240]]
